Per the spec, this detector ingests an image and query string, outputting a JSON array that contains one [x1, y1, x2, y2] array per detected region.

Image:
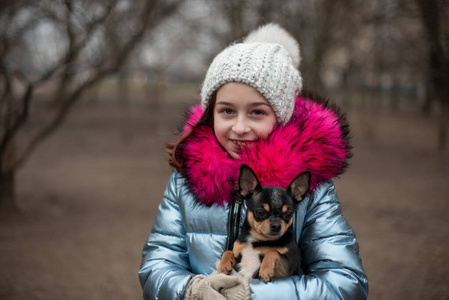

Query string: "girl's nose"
[[232, 117, 250, 135]]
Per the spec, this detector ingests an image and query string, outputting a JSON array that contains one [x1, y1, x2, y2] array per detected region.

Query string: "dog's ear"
[[238, 164, 262, 197], [287, 171, 311, 202]]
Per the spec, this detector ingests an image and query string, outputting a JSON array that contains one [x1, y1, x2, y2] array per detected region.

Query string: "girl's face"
[[213, 82, 277, 159]]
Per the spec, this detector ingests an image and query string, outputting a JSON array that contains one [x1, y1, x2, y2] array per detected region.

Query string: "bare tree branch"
[[5, 0, 184, 172]]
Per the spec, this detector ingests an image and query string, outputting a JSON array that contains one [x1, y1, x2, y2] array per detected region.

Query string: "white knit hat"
[[201, 23, 302, 124]]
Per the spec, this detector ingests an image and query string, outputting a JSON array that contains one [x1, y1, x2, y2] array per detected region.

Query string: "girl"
[[139, 23, 368, 300]]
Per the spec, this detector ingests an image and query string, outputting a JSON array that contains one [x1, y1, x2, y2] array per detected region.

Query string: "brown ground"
[[0, 89, 448, 300]]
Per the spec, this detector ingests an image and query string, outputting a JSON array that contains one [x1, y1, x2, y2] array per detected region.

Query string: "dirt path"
[[1, 97, 448, 299]]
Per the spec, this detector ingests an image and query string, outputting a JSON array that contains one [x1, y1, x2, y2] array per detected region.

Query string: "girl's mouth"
[[231, 140, 254, 147]]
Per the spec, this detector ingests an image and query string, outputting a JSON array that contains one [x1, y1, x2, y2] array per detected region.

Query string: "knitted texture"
[[184, 271, 250, 300], [200, 23, 302, 124], [181, 94, 352, 206]]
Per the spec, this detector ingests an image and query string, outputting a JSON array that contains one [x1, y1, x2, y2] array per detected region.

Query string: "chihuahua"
[[218, 164, 311, 282]]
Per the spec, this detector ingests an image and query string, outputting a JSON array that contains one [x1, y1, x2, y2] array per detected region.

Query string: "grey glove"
[[184, 272, 240, 300]]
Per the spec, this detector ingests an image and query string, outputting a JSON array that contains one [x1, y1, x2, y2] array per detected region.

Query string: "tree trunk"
[[415, 0, 448, 149], [0, 171, 18, 212], [0, 133, 19, 212], [437, 89, 449, 151]]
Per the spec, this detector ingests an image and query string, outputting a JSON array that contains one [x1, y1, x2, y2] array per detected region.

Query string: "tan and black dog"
[[219, 164, 310, 282]]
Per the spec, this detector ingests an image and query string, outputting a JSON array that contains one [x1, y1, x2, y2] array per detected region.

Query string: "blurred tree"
[[414, 0, 449, 150], [0, 0, 183, 212], [294, 0, 343, 92]]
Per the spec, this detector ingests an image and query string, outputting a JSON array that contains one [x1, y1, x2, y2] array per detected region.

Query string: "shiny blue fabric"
[[139, 171, 368, 299]]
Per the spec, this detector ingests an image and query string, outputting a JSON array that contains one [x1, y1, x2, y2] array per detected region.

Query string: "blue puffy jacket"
[[139, 171, 368, 299]]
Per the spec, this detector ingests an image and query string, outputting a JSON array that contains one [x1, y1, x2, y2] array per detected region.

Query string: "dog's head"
[[238, 164, 311, 241]]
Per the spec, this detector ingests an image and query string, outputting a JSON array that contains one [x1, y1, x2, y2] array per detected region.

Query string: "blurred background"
[[0, 0, 448, 299]]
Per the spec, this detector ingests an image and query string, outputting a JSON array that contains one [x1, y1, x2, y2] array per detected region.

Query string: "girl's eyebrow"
[[216, 101, 271, 107], [250, 102, 271, 107], [215, 101, 234, 106]]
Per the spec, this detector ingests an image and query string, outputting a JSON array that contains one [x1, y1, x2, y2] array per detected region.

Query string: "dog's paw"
[[218, 251, 236, 275], [218, 260, 233, 275], [259, 266, 274, 283]]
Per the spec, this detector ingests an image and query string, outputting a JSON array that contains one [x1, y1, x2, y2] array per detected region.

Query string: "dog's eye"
[[254, 209, 268, 218], [283, 212, 293, 219]]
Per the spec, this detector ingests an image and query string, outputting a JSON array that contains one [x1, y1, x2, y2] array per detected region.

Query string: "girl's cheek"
[[259, 124, 276, 139]]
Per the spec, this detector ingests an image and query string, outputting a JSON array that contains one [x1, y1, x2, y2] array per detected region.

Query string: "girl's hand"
[[185, 269, 250, 300]]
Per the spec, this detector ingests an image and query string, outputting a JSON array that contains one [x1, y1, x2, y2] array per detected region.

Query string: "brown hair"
[[165, 94, 216, 173]]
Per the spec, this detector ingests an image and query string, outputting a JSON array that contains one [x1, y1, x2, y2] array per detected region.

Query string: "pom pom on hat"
[[201, 23, 302, 124], [244, 23, 301, 68]]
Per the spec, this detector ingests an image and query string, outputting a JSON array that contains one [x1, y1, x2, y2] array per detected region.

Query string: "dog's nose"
[[270, 223, 281, 233]]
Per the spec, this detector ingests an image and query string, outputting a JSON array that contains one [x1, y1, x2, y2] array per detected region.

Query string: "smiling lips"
[[231, 139, 254, 147]]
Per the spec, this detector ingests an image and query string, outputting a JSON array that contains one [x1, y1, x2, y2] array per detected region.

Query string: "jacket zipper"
[[227, 197, 242, 250]]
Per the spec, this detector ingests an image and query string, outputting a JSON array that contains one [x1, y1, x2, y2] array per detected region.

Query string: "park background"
[[1, 1, 448, 299]]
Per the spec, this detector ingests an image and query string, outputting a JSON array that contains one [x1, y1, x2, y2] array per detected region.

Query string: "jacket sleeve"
[[139, 171, 194, 300], [250, 181, 369, 300]]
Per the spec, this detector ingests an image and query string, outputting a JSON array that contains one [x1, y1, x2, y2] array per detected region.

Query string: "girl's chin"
[[224, 148, 239, 159], [223, 147, 240, 159], [229, 152, 241, 159]]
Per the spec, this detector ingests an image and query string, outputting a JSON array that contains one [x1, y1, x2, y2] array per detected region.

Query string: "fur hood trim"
[[181, 94, 352, 206]]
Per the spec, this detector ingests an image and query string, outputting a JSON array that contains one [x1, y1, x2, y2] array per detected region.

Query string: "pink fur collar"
[[180, 94, 351, 206]]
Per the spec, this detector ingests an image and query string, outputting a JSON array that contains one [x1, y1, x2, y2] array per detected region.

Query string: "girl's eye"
[[254, 209, 268, 218], [221, 108, 234, 115], [251, 110, 264, 116]]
